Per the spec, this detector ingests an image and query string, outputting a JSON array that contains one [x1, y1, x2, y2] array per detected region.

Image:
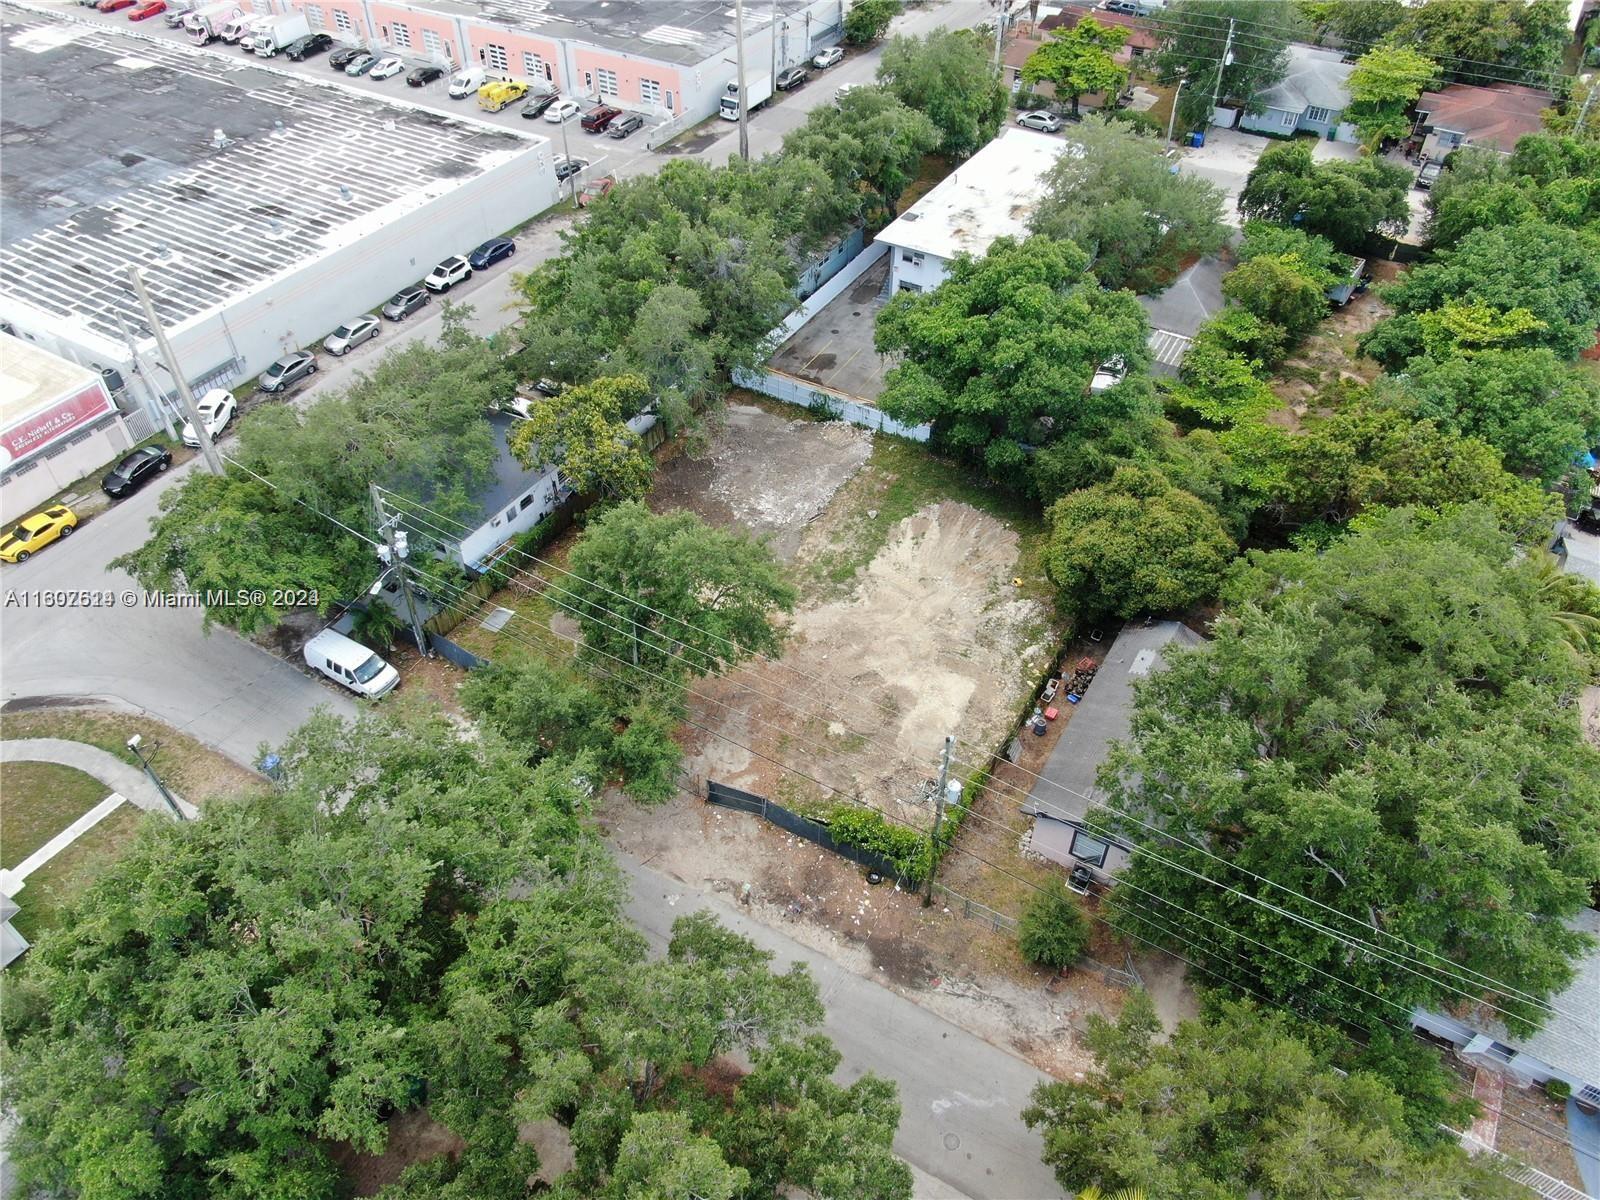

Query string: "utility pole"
[[126, 734, 186, 821], [992, 0, 1009, 71], [1166, 74, 1188, 150], [127, 268, 222, 475], [370, 483, 431, 657], [559, 116, 580, 208], [922, 734, 955, 906], [1208, 17, 1236, 129], [769, 0, 778, 86], [734, 0, 750, 161], [111, 308, 177, 439], [1576, 77, 1597, 135]]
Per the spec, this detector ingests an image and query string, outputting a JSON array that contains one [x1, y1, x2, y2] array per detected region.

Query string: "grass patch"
[[448, 541, 582, 669], [804, 437, 1052, 602], [8, 804, 147, 943], [0, 762, 113, 870], [0, 708, 266, 806]]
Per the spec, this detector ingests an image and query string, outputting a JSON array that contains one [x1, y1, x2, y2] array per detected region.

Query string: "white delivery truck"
[[184, 1, 240, 44], [251, 13, 310, 56], [718, 73, 772, 120], [303, 629, 400, 699]]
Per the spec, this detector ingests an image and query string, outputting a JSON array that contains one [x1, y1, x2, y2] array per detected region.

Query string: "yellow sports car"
[[0, 505, 78, 563]]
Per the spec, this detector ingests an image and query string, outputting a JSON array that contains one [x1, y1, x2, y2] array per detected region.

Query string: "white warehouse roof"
[[875, 128, 1071, 263]]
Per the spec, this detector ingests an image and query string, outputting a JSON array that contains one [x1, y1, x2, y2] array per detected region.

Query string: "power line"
[[378, 485, 1591, 1032]]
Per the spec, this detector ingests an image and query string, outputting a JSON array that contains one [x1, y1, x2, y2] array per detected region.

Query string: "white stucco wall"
[[886, 245, 953, 295]]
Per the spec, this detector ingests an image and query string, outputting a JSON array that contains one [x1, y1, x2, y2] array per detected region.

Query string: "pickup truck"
[[477, 80, 528, 112]]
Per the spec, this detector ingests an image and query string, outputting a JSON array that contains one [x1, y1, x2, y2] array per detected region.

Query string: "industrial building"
[[0, 6, 560, 423], [278, 0, 847, 124], [0, 334, 133, 524]]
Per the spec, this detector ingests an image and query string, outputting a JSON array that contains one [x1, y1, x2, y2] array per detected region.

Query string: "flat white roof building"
[[0, 6, 560, 416], [875, 127, 1071, 295]]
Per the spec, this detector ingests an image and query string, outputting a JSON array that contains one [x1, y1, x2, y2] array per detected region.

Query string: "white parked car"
[[181, 388, 237, 448], [834, 83, 862, 105], [812, 46, 844, 69], [1089, 357, 1127, 393], [543, 98, 582, 123], [424, 255, 473, 292], [323, 314, 380, 356], [368, 55, 405, 80], [1017, 110, 1062, 133]]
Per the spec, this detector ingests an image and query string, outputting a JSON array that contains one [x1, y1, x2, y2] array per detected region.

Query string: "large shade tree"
[[1024, 993, 1521, 1200], [1238, 141, 1412, 250], [1020, 16, 1128, 118], [1030, 114, 1229, 293], [877, 29, 1009, 160], [1153, 0, 1299, 132], [874, 235, 1152, 488], [782, 85, 940, 217], [1387, 0, 1570, 86], [1096, 505, 1600, 1033]]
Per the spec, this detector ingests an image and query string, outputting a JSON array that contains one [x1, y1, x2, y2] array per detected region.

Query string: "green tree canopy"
[[1345, 44, 1439, 150], [1169, 330, 1281, 427], [1153, 0, 1300, 132], [1023, 993, 1521, 1199], [1221, 250, 1334, 342], [877, 29, 1009, 160], [1045, 464, 1237, 621], [1021, 17, 1129, 118], [509, 373, 656, 503], [1018, 888, 1093, 968], [843, 0, 900, 45], [1387, 0, 1570, 86], [782, 85, 940, 216], [874, 235, 1153, 488], [1239, 141, 1412, 250], [1030, 114, 1229, 293], [1426, 134, 1600, 248], [2, 705, 910, 1200], [1383, 348, 1600, 482], [1097, 505, 1600, 1033], [115, 315, 507, 632], [1360, 220, 1600, 366], [1299, 0, 1406, 50], [561, 501, 796, 693]]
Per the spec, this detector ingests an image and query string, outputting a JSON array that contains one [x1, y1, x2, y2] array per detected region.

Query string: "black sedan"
[[520, 90, 559, 119], [258, 350, 317, 393], [285, 32, 333, 60], [468, 237, 516, 269], [102, 445, 172, 499], [406, 64, 445, 86], [329, 46, 366, 70]]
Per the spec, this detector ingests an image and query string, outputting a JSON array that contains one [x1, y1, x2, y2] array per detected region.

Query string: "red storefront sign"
[[0, 383, 114, 467]]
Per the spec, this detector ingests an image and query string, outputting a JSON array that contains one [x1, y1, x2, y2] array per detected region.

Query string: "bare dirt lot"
[[652, 404, 1055, 828]]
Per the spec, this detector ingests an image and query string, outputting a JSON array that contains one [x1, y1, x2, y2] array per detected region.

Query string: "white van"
[[448, 67, 488, 99], [303, 629, 400, 699]]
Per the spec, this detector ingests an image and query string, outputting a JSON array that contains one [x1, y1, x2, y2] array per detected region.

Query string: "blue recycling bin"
[[1188, 130, 1206, 148]]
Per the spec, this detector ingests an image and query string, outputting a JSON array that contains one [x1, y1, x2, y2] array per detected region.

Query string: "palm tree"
[[1076, 1186, 1149, 1200], [1526, 550, 1600, 659]]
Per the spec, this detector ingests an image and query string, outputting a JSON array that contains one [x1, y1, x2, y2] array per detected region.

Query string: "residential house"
[[1411, 907, 1600, 1110], [1004, 8, 1157, 99], [1412, 82, 1552, 159], [1020, 620, 1202, 885], [440, 408, 659, 571], [1239, 43, 1357, 142], [874, 127, 1071, 295]]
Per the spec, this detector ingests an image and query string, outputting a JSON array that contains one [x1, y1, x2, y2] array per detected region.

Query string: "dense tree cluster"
[[1097, 506, 1600, 1031], [1024, 993, 1520, 1199], [876, 29, 1009, 161], [0, 707, 910, 1200], [1238, 141, 1412, 251], [1029, 115, 1230, 294], [115, 309, 509, 633]]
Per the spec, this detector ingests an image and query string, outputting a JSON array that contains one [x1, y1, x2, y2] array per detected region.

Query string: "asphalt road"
[[617, 850, 1064, 1200], [0, 454, 355, 764]]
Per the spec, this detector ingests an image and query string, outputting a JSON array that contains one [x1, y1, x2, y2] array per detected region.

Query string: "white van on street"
[[303, 628, 400, 699]]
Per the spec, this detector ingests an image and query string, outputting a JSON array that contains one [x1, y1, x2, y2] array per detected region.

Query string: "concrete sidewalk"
[[0, 738, 196, 819], [615, 850, 1063, 1200]]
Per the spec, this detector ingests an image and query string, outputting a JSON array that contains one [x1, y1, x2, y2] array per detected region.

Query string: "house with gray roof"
[[1021, 620, 1202, 883], [1239, 44, 1357, 143], [1411, 907, 1600, 1112]]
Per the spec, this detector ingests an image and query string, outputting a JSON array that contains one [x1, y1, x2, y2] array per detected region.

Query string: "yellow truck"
[[477, 80, 528, 112]]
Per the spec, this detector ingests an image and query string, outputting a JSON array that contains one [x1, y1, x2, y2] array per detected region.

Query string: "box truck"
[[718, 73, 771, 120], [250, 12, 310, 56], [184, 1, 240, 44]]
